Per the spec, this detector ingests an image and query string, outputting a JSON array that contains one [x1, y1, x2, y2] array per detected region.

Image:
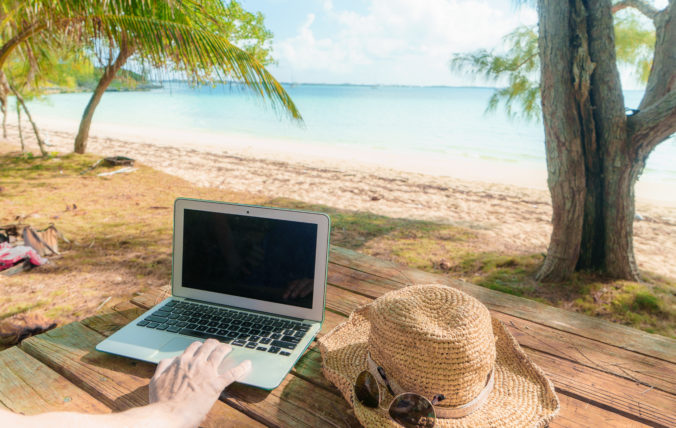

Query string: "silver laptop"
[[96, 198, 330, 390]]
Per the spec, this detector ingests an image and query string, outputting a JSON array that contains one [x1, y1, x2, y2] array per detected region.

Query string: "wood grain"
[[0, 346, 110, 416], [19, 321, 263, 427], [328, 258, 676, 395], [330, 246, 676, 363]]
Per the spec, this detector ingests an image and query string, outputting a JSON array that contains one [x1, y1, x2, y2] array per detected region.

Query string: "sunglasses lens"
[[354, 371, 380, 408], [388, 393, 436, 428]]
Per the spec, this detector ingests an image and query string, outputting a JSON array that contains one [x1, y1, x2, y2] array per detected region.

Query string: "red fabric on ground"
[[0, 242, 47, 271]]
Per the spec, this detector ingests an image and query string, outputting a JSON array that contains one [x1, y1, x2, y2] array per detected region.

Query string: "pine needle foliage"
[[450, 7, 656, 123]]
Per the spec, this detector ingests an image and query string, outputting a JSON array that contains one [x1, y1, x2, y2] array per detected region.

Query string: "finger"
[[284, 281, 301, 299], [181, 340, 203, 360], [219, 360, 252, 388], [292, 282, 306, 298], [299, 285, 312, 298], [207, 343, 232, 366], [193, 338, 220, 361], [155, 357, 174, 376]]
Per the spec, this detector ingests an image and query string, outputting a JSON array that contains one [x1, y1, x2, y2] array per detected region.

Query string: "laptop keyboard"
[[136, 300, 311, 356]]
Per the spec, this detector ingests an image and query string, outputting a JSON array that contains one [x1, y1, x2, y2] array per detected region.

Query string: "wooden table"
[[1, 246, 675, 427]]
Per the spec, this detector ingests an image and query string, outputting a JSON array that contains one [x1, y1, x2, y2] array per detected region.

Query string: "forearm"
[[0, 401, 195, 428]]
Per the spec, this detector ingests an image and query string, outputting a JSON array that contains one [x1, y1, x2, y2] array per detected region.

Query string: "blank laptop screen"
[[181, 209, 318, 309]]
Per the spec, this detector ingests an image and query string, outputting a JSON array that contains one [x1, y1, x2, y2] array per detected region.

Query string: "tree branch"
[[628, 90, 676, 152], [639, 0, 675, 109], [0, 22, 46, 70], [612, 0, 660, 20]]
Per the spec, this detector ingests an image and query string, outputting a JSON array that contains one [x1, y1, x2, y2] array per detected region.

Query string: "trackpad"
[[153, 336, 201, 360]]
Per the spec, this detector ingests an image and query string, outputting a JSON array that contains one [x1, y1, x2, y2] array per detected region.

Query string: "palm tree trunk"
[[0, 71, 8, 138], [74, 43, 134, 154], [16, 101, 24, 152], [10, 85, 47, 156]]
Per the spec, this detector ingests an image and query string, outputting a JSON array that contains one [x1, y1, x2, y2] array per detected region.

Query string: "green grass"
[[1, 147, 675, 338]]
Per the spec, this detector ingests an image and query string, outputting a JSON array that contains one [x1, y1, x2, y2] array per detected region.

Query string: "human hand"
[[149, 340, 251, 427], [283, 278, 313, 300]]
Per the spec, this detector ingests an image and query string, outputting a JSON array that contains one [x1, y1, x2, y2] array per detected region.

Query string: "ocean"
[[24, 83, 676, 184]]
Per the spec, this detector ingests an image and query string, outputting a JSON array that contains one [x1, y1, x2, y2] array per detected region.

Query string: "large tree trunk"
[[74, 43, 133, 154], [537, 0, 676, 281], [536, 0, 588, 282]]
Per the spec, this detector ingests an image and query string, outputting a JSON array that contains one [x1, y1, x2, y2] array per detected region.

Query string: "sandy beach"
[[4, 122, 676, 279]]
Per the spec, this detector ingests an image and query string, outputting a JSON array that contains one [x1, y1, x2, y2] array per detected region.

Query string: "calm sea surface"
[[26, 83, 676, 183]]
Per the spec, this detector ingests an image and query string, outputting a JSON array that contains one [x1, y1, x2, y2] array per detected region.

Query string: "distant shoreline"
[[18, 112, 676, 207]]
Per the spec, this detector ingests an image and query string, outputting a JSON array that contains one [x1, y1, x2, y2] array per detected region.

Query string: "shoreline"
[[17, 115, 676, 207], [3, 121, 675, 279]]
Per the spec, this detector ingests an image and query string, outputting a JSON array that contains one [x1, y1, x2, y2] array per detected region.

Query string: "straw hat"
[[319, 284, 559, 427]]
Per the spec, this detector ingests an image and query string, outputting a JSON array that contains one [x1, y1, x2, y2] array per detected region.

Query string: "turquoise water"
[[25, 83, 676, 182]]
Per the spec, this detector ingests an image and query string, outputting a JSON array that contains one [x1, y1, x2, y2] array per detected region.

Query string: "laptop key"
[[271, 340, 297, 350], [178, 328, 229, 342], [167, 326, 181, 333], [207, 327, 218, 334], [256, 347, 267, 351], [145, 315, 166, 323], [217, 329, 229, 336], [259, 337, 272, 345], [196, 325, 209, 332], [137, 320, 149, 326], [245, 342, 257, 349], [281, 335, 301, 344], [268, 346, 281, 353], [155, 324, 168, 330], [249, 336, 260, 342], [238, 333, 250, 340], [294, 330, 306, 338], [270, 333, 281, 339], [147, 322, 159, 329], [279, 351, 291, 356], [232, 340, 246, 347]]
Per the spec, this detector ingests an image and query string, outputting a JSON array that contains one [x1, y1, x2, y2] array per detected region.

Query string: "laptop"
[[96, 198, 330, 390]]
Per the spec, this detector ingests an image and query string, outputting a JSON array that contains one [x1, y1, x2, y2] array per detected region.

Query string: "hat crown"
[[368, 284, 496, 407]]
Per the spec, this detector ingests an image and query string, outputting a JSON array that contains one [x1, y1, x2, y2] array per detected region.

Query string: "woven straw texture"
[[319, 284, 560, 427]]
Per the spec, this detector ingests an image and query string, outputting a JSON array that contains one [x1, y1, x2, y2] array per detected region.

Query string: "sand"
[[4, 122, 676, 279]]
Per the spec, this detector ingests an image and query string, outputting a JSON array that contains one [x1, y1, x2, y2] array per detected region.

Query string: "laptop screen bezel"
[[172, 198, 329, 322]]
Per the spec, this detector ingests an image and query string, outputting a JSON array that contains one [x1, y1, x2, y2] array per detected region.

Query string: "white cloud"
[[272, 0, 538, 85]]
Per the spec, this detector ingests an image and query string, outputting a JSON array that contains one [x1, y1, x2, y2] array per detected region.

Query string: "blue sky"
[[240, 0, 538, 86], [240, 0, 666, 88]]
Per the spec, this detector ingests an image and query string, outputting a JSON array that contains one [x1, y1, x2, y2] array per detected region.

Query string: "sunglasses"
[[353, 366, 445, 428]]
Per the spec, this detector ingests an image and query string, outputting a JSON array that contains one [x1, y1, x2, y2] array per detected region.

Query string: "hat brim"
[[319, 305, 560, 428]]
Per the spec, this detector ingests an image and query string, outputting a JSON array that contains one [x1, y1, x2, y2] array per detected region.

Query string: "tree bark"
[[536, 0, 588, 281], [639, 1, 676, 109], [10, 85, 47, 156], [0, 22, 46, 70], [0, 71, 9, 138], [16, 101, 24, 152], [537, 0, 675, 281], [74, 43, 134, 154]]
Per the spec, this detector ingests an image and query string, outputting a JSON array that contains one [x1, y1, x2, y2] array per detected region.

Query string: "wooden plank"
[[328, 260, 676, 395], [19, 322, 263, 427], [329, 245, 676, 363], [25, 317, 359, 427], [0, 346, 111, 415], [323, 282, 676, 427], [552, 393, 651, 428]]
